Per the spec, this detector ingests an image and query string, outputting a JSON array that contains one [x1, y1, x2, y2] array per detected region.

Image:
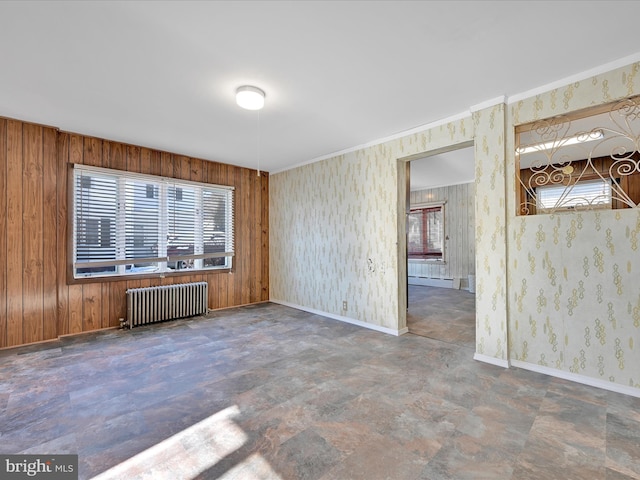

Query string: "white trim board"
[[470, 96, 507, 113], [271, 110, 472, 175], [408, 277, 454, 288], [507, 53, 640, 104], [473, 353, 510, 368], [273, 55, 640, 177], [270, 299, 408, 336], [510, 359, 640, 398]]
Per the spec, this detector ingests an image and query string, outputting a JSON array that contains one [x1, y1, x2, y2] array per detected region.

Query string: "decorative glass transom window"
[[72, 164, 234, 279], [516, 95, 640, 215]]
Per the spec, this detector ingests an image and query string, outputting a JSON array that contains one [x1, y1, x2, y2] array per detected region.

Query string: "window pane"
[[75, 172, 117, 275], [537, 179, 611, 210], [426, 208, 443, 254], [407, 212, 424, 255], [203, 188, 231, 267], [124, 180, 160, 273], [167, 185, 196, 270]]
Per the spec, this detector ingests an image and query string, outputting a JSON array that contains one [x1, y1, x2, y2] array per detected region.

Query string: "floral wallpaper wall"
[[271, 59, 640, 393], [473, 103, 509, 362], [507, 62, 640, 390], [270, 119, 473, 333]]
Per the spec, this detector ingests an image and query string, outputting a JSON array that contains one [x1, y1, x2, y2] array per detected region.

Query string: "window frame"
[[407, 201, 445, 262], [69, 164, 235, 282]]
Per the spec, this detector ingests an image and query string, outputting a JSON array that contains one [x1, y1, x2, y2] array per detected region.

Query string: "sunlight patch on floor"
[[90, 405, 281, 480], [217, 452, 283, 480]]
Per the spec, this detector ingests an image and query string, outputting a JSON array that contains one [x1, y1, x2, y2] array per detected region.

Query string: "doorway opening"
[[405, 144, 476, 348]]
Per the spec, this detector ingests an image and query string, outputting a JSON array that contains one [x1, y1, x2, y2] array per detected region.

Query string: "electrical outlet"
[[342, 301, 348, 310]]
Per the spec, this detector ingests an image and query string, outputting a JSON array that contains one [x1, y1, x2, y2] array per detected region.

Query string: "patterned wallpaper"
[[473, 103, 509, 362], [270, 120, 473, 333], [507, 62, 640, 389], [271, 60, 640, 393]]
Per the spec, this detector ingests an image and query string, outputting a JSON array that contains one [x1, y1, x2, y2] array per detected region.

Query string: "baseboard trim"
[[408, 277, 454, 288], [270, 299, 407, 336], [510, 359, 640, 398], [473, 353, 510, 368]]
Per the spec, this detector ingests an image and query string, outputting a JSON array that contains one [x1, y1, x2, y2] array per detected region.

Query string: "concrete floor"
[[1, 298, 639, 479]]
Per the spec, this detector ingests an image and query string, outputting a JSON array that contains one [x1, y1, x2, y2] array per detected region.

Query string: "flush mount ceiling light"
[[516, 129, 604, 155], [236, 85, 265, 110]]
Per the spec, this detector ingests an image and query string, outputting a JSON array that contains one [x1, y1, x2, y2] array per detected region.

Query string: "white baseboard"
[[408, 277, 454, 288], [510, 359, 640, 398], [270, 299, 407, 336], [473, 353, 510, 368]]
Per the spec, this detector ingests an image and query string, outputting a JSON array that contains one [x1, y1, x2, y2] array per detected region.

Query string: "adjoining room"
[[407, 145, 476, 348]]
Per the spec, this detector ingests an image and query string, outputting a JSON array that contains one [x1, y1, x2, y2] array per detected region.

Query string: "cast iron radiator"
[[124, 282, 208, 329]]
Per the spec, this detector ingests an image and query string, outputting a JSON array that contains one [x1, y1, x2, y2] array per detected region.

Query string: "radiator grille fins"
[[125, 282, 208, 328]]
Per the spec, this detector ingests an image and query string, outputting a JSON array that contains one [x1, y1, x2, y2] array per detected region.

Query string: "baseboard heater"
[[124, 282, 208, 329]]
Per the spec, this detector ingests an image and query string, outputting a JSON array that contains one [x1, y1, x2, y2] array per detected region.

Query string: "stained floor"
[[1, 301, 639, 479]]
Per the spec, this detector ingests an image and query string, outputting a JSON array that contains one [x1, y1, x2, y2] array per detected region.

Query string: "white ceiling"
[[1, 1, 640, 185], [410, 147, 475, 191]]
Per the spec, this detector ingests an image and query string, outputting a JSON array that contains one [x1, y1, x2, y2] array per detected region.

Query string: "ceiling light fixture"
[[516, 129, 604, 155], [236, 85, 265, 110]]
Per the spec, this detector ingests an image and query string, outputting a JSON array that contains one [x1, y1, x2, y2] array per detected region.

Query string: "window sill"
[[68, 267, 232, 285]]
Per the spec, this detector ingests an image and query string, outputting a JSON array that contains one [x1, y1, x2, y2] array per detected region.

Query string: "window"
[[516, 95, 640, 215], [536, 179, 612, 212], [72, 165, 234, 279], [408, 204, 444, 260]]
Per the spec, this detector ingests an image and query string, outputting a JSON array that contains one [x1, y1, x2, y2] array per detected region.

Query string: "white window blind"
[[73, 165, 234, 279], [537, 179, 612, 211]]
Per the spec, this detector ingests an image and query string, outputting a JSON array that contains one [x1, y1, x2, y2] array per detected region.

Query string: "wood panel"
[[22, 123, 44, 344], [0, 119, 7, 347], [251, 171, 259, 300], [100, 283, 111, 329], [43, 127, 58, 341], [127, 145, 140, 172], [261, 172, 269, 300], [0, 116, 269, 349], [161, 151, 173, 178], [84, 136, 102, 167], [109, 141, 126, 171], [140, 148, 152, 176], [149, 150, 162, 177], [6, 120, 23, 346], [56, 133, 70, 338], [82, 283, 101, 331], [68, 284, 83, 334], [109, 282, 127, 327], [238, 168, 250, 305]]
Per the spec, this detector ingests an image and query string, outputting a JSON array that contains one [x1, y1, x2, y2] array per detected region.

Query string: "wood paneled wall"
[[408, 182, 475, 287], [0, 117, 269, 348]]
